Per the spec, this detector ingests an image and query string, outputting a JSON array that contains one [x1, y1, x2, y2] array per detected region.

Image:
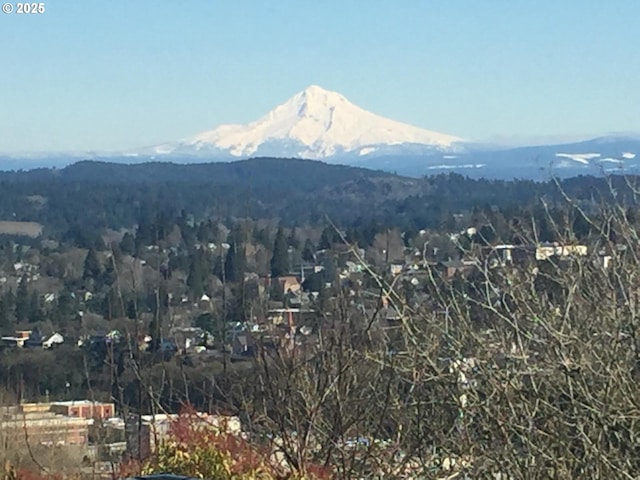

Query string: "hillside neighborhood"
[[0, 205, 610, 477]]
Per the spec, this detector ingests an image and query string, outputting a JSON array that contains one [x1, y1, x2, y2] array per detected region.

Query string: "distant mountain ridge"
[[43, 157, 392, 185], [346, 135, 640, 180], [0, 157, 619, 236]]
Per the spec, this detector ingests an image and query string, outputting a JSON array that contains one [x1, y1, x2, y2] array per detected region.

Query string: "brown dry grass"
[[0, 221, 43, 238]]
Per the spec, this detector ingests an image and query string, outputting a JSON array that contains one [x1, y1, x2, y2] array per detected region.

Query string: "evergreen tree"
[[302, 239, 316, 263], [322, 256, 337, 284], [572, 211, 592, 239], [197, 222, 212, 243], [102, 256, 118, 287], [478, 224, 496, 246], [212, 254, 224, 281], [52, 289, 75, 328], [148, 288, 167, 352], [254, 227, 272, 247], [224, 240, 246, 283], [271, 226, 289, 277], [15, 276, 29, 323], [126, 298, 138, 320], [187, 257, 205, 298], [83, 248, 102, 280], [136, 215, 155, 246], [134, 232, 146, 258], [361, 222, 379, 246], [0, 297, 11, 329], [269, 282, 284, 302], [302, 271, 323, 292], [230, 283, 249, 323], [119, 232, 136, 256], [318, 227, 336, 250], [402, 226, 417, 248], [28, 290, 43, 324], [316, 280, 330, 312], [154, 212, 171, 243], [148, 315, 161, 352], [103, 287, 125, 320], [110, 242, 123, 265], [345, 227, 361, 246], [194, 312, 216, 334], [537, 214, 555, 243], [65, 226, 105, 250], [3, 290, 15, 318], [287, 227, 300, 249], [180, 225, 197, 250]]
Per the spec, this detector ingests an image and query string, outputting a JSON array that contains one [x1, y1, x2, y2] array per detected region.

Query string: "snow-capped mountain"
[[150, 85, 464, 159]]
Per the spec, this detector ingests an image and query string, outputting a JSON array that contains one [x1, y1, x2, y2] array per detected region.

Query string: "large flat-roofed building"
[[0, 410, 91, 446], [0, 400, 116, 447], [125, 412, 242, 459], [19, 400, 115, 419]]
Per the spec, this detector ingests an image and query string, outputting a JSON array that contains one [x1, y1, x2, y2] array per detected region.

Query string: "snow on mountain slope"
[[153, 85, 463, 159], [555, 153, 601, 164]]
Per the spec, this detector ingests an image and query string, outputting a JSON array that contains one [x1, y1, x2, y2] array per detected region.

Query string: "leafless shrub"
[[247, 178, 640, 479]]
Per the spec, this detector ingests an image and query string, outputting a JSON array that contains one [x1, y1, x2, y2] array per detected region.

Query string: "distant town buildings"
[[535, 243, 588, 261], [0, 329, 64, 349]]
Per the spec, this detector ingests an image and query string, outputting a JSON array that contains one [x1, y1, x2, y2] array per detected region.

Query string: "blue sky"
[[1, 0, 639, 153]]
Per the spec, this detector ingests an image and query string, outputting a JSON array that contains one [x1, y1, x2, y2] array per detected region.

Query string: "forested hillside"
[[0, 158, 621, 240]]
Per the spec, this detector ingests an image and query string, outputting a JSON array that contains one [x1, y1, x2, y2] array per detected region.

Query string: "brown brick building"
[[1, 410, 91, 446], [0, 400, 116, 447], [49, 400, 115, 419]]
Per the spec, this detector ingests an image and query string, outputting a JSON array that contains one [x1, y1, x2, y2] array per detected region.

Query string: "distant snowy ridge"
[[555, 151, 638, 166], [555, 153, 601, 164], [150, 85, 464, 159]]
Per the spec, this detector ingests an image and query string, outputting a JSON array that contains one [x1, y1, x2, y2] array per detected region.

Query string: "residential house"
[[231, 332, 255, 356], [1, 330, 32, 348], [244, 272, 265, 299], [43, 332, 64, 349], [344, 261, 363, 274], [276, 275, 301, 295], [23, 329, 44, 348], [389, 263, 404, 276], [440, 259, 476, 280]]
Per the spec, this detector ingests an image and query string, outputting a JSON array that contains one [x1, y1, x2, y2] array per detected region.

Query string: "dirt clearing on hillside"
[[0, 221, 43, 237]]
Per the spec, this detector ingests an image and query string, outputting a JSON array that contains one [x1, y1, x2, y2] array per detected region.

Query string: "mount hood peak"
[[151, 85, 463, 159]]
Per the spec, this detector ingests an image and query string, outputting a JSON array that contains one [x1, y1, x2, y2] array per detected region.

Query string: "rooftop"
[[50, 400, 113, 406]]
